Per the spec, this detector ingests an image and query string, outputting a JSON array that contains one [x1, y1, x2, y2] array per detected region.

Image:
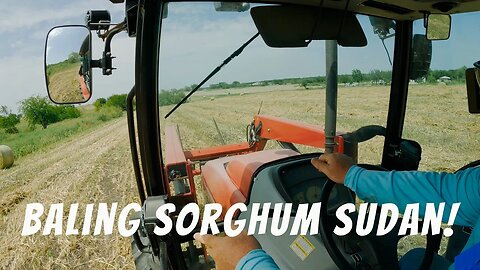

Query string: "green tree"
[[20, 96, 59, 129], [0, 106, 21, 134], [218, 82, 229, 89], [0, 105, 10, 115], [427, 70, 437, 84], [159, 91, 186, 106], [94, 98, 107, 111], [67, 52, 81, 63], [339, 75, 353, 84], [55, 106, 81, 120], [106, 94, 128, 111], [301, 81, 309, 89], [232, 81, 241, 88], [352, 69, 364, 83], [369, 69, 383, 83]]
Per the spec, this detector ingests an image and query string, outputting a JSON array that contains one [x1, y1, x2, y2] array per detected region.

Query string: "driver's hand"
[[194, 231, 261, 270], [311, 153, 354, 184]]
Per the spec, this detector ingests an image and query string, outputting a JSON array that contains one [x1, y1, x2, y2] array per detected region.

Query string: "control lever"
[[176, 222, 225, 243]]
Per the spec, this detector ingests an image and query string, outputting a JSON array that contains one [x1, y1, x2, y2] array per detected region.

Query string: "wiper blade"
[[164, 32, 260, 119]]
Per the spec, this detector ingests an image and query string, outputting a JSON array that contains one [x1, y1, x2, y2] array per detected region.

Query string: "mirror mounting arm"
[[91, 59, 102, 69], [101, 21, 126, 75], [90, 55, 116, 75], [90, 21, 127, 75], [422, 11, 429, 28]]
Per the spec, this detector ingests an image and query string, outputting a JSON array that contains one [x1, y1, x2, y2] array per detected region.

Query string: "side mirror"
[[426, 14, 451, 40], [465, 67, 480, 114], [45, 25, 92, 104], [410, 34, 432, 80]]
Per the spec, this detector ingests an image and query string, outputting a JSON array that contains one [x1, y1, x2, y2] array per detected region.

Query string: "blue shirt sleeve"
[[235, 249, 280, 270], [345, 166, 480, 270], [344, 166, 480, 227], [235, 166, 480, 270]]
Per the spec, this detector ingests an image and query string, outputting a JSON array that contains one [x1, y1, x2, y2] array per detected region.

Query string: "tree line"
[[3, 66, 465, 134], [93, 94, 128, 121], [203, 66, 468, 90], [0, 92, 131, 135], [157, 66, 468, 100], [0, 96, 81, 134]]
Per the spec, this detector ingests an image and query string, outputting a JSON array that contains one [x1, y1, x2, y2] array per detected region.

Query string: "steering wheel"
[[319, 164, 388, 270], [456, 160, 480, 172], [319, 179, 356, 270], [318, 164, 447, 270]]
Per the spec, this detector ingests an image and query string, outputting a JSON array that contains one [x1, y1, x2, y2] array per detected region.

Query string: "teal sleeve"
[[344, 166, 480, 227], [235, 249, 280, 270]]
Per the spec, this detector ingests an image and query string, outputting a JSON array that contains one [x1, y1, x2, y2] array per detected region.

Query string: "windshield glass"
[[158, 2, 478, 170], [158, 2, 394, 162], [156, 2, 479, 258], [403, 13, 480, 171]]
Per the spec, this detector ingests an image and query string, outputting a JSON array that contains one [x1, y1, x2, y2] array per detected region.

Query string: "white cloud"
[[0, 0, 128, 111], [9, 40, 24, 49], [0, 0, 123, 34], [1, 0, 476, 113], [47, 28, 64, 39], [0, 56, 45, 112]]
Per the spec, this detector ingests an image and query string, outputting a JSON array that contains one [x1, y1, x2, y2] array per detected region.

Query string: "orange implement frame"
[[252, 115, 347, 153], [163, 115, 357, 266], [163, 114, 357, 205], [165, 126, 187, 165], [78, 75, 91, 101], [164, 126, 197, 209], [185, 142, 254, 162]]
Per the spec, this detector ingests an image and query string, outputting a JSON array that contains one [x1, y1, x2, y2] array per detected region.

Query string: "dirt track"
[[0, 118, 137, 269]]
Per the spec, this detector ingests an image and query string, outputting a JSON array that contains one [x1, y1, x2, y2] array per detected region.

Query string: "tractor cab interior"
[[152, 2, 478, 269], [43, 0, 480, 269]]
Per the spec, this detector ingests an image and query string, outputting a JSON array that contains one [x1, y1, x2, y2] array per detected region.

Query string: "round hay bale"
[[0, 145, 14, 169]]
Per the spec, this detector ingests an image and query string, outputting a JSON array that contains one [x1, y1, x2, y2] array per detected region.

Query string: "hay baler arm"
[[163, 114, 357, 207], [249, 115, 351, 153]]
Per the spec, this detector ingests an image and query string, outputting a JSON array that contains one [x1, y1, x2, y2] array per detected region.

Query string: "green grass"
[[46, 60, 79, 77], [0, 106, 123, 159], [97, 106, 123, 122]]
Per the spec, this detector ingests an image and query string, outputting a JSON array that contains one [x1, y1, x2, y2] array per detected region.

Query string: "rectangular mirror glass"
[[45, 25, 92, 104], [426, 14, 451, 40]]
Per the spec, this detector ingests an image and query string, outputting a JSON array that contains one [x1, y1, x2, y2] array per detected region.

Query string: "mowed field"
[[48, 64, 85, 103], [162, 84, 479, 171], [0, 84, 478, 269], [0, 118, 138, 269]]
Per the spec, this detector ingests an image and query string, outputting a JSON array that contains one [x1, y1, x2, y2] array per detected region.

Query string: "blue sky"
[[0, 0, 131, 112], [46, 27, 91, 64], [1, 1, 478, 112]]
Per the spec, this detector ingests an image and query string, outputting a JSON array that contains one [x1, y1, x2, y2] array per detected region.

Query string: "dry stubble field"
[[0, 84, 478, 269], [48, 65, 85, 103], [162, 84, 479, 171]]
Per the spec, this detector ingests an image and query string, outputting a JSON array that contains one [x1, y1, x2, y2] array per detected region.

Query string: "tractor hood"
[[202, 149, 299, 216]]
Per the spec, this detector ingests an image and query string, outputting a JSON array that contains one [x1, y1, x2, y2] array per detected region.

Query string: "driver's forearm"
[[236, 249, 280, 270], [344, 165, 479, 227]]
